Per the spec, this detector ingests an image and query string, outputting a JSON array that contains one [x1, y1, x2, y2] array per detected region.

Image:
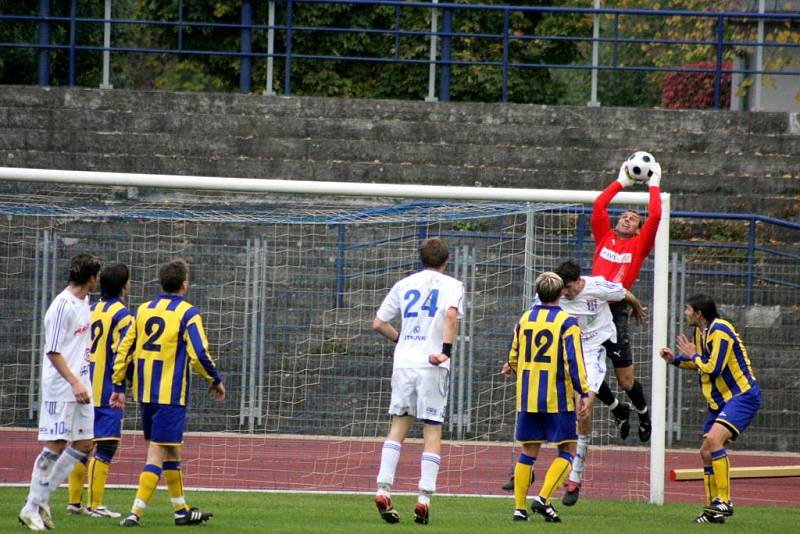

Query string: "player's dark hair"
[[686, 293, 719, 322], [99, 263, 129, 299], [554, 259, 581, 284], [68, 253, 101, 285], [420, 237, 449, 268], [159, 259, 188, 293], [535, 272, 563, 303]]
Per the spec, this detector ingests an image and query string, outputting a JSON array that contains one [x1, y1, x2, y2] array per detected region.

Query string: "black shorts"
[[603, 301, 633, 369]]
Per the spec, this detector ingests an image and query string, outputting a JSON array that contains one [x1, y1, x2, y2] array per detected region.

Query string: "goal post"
[[0, 166, 669, 504]]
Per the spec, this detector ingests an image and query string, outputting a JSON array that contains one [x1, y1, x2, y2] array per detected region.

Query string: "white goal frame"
[[0, 166, 670, 504]]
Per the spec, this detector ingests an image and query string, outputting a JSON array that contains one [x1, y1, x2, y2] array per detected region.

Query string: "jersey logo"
[[74, 324, 90, 335], [587, 298, 598, 312], [599, 247, 632, 264]]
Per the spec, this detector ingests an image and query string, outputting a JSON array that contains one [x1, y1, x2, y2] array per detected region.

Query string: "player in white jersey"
[[553, 260, 644, 506], [372, 237, 464, 526], [19, 253, 101, 531]]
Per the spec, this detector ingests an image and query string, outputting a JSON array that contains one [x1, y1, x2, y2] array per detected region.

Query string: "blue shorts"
[[704, 384, 762, 440], [141, 403, 186, 445], [94, 406, 123, 440], [515, 411, 577, 444]]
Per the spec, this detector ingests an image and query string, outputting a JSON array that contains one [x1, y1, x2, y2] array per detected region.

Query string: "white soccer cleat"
[[65, 503, 90, 515], [18, 505, 46, 531], [38, 503, 55, 529], [87, 506, 122, 518]]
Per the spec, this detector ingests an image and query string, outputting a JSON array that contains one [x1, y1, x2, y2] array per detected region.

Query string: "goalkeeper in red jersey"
[[590, 158, 662, 443]]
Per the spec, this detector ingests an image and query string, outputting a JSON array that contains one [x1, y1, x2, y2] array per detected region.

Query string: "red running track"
[[1, 429, 796, 507]]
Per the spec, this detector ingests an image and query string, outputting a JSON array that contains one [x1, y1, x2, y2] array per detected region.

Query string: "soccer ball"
[[625, 151, 657, 182]]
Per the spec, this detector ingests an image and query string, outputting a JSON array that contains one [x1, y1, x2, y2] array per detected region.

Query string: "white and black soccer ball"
[[625, 151, 657, 182]]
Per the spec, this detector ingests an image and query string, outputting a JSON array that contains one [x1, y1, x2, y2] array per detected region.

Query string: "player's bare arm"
[[46, 351, 90, 404], [372, 317, 399, 343], [625, 290, 647, 324], [209, 381, 226, 402], [428, 306, 458, 366], [675, 334, 696, 357]]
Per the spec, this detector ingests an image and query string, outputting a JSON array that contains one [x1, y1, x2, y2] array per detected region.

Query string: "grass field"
[[2, 487, 796, 533]]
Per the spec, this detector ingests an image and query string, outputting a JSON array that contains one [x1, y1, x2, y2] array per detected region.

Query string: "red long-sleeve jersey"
[[591, 181, 662, 290]]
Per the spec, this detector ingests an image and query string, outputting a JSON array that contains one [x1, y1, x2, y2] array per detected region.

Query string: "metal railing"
[[2, 0, 799, 107]]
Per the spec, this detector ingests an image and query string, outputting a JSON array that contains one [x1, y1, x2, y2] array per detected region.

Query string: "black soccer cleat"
[[375, 494, 400, 524], [638, 417, 652, 442], [694, 511, 725, 524], [174, 507, 213, 526], [501, 475, 515, 492], [119, 513, 141, 527], [512, 509, 528, 521], [413, 502, 429, 525], [704, 498, 734, 517], [561, 480, 580, 506], [531, 496, 561, 523], [613, 403, 631, 440]]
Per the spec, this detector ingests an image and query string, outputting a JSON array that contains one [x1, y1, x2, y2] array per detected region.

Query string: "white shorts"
[[389, 367, 449, 423], [38, 400, 94, 442], [583, 344, 608, 394]]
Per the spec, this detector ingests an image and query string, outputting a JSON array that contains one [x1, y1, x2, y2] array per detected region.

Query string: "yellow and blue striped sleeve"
[[184, 308, 222, 385], [112, 306, 138, 391], [691, 327, 729, 378], [562, 316, 589, 396], [507, 320, 522, 371]]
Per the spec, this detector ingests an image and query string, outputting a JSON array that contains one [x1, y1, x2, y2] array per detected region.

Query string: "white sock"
[[608, 399, 619, 411], [568, 435, 589, 484], [419, 452, 440, 495], [40, 447, 87, 504], [377, 440, 402, 489], [26, 448, 61, 508]]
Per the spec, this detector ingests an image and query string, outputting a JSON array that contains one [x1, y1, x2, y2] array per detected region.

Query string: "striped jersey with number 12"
[[508, 304, 588, 413]]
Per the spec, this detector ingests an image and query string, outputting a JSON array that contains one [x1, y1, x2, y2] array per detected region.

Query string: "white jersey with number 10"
[[376, 269, 464, 370]]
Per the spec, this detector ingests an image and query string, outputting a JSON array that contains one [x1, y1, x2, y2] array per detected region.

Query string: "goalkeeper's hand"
[[648, 161, 662, 188], [616, 162, 635, 188]]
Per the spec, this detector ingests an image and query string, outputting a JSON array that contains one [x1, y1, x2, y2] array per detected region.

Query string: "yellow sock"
[[538, 453, 573, 503], [68, 459, 86, 506], [711, 450, 730, 502], [132, 465, 161, 517], [164, 461, 190, 512], [513, 454, 536, 510], [702, 466, 718, 505], [88, 457, 111, 509]]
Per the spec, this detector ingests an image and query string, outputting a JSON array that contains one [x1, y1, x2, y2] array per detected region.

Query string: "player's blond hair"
[[535, 271, 563, 303]]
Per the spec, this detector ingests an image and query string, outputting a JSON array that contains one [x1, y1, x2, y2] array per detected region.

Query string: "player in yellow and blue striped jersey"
[[67, 263, 133, 519], [110, 259, 226, 528], [660, 293, 761, 524], [501, 271, 589, 523]]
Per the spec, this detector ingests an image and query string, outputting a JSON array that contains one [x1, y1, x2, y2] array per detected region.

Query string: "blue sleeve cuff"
[[113, 383, 125, 393], [580, 392, 589, 399], [211, 375, 222, 386]]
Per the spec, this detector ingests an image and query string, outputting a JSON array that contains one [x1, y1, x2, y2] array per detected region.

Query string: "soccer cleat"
[[561, 480, 581, 506], [613, 403, 631, 440], [65, 503, 89, 515], [87, 506, 122, 518], [375, 494, 400, 524], [501, 475, 515, 491], [413, 502, 429, 525], [512, 509, 529, 521], [174, 507, 213, 526], [38, 503, 54, 529], [530, 496, 561, 523], [704, 498, 734, 517], [694, 511, 725, 524], [638, 417, 652, 442], [18, 506, 46, 531], [120, 513, 141, 527]]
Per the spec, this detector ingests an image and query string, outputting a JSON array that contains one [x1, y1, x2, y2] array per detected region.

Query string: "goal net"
[[0, 169, 668, 503]]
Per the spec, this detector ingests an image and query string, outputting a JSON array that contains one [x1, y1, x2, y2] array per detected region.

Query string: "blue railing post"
[[501, 9, 510, 103], [68, 0, 77, 86], [335, 225, 345, 308], [576, 212, 586, 266], [745, 217, 756, 305], [713, 16, 725, 109], [38, 0, 51, 85], [439, 7, 452, 102], [240, 0, 253, 93], [284, 0, 293, 96]]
